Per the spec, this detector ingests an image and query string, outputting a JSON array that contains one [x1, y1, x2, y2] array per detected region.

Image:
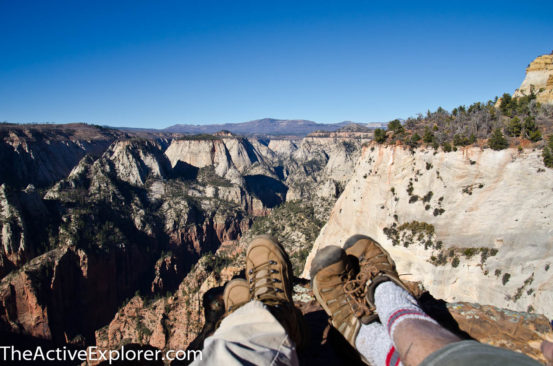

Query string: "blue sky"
[[1, 1, 552, 128]]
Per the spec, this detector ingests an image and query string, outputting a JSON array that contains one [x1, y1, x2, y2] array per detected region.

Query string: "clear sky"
[[1, 0, 552, 128]]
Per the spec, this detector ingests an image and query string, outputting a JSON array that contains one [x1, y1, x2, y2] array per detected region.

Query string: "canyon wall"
[[303, 144, 553, 318]]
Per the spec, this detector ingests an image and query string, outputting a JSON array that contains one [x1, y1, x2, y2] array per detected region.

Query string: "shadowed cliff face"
[[0, 124, 125, 189], [0, 130, 367, 347], [244, 175, 288, 208]]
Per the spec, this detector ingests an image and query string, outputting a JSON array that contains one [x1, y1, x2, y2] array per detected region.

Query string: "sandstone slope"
[[303, 144, 553, 318]]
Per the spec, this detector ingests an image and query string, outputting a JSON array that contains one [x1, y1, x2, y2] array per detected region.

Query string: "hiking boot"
[[223, 279, 250, 314], [344, 234, 412, 323], [246, 235, 294, 304], [246, 235, 308, 349], [310, 245, 371, 351]]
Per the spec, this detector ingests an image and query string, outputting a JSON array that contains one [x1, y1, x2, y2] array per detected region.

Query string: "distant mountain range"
[[159, 118, 386, 136]]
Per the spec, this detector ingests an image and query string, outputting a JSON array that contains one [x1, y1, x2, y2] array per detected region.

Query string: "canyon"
[[0, 124, 366, 349], [1, 73, 553, 362]]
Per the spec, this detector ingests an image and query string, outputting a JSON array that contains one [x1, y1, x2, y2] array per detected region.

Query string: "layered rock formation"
[[0, 127, 367, 348], [303, 144, 553, 318], [514, 53, 553, 104], [0, 124, 124, 188], [4, 118, 551, 362]]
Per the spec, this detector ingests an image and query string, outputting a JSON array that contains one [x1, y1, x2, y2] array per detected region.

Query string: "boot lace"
[[248, 260, 284, 304]]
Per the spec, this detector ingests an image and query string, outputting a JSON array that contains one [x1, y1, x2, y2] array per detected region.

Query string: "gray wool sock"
[[374, 281, 438, 340], [355, 322, 403, 366]]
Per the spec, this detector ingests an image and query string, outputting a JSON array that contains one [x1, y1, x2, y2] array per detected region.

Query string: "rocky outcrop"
[[0, 184, 52, 276], [284, 137, 369, 200], [104, 139, 171, 186], [514, 53, 553, 104], [303, 144, 553, 318]]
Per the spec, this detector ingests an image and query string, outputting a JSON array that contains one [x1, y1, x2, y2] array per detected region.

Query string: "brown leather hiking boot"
[[246, 235, 308, 349], [344, 234, 412, 323], [310, 245, 371, 352], [223, 278, 250, 314]]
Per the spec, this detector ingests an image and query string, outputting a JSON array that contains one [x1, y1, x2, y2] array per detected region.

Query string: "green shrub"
[[423, 127, 435, 143], [506, 117, 522, 137], [543, 147, 553, 168], [374, 128, 387, 143], [523, 116, 541, 141], [422, 191, 433, 203], [453, 134, 471, 146], [488, 128, 508, 150], [451, 257, 460, 267], [387, 119, 403, 134], [463, 248, 477, 258], [543, 136, 553, 168], [502, 273, 511, 285]]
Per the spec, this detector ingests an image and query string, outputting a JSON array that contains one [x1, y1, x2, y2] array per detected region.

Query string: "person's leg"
[[373, 281, 460, 366], [192, 299, 298, 366], [193, 235, 306, 365], [311, 245, 401, 366], [542, 340, 553, 366], [312, 236, 543, 366], [345, 235, 542, 366]]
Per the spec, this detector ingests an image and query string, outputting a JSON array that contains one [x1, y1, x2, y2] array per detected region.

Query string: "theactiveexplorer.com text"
[[0, 345, 202, 364]]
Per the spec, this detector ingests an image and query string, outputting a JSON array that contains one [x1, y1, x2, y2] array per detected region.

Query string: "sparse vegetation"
[[543, 135, 553, 168], [250, 199, 330, 275], [372, 92, 553, 151], [202, 251, 233, 274], [383, 221, 436, 249], [488, 128, 508, 150], [451, 257, 460, 268], [502, 273, 511, 285]]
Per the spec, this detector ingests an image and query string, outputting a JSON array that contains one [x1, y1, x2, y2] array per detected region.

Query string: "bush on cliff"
[[374, 128, 387, 143], [543, 135, 553, 168], [488, 129, 509, 150]]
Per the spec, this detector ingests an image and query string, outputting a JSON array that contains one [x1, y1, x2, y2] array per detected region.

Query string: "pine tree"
[[489, 128, 508, 150], [523, 116, 541, 142], [506, 117, 522, 137], [423, 127, 434, 143], [374, 128, 387, 143]]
